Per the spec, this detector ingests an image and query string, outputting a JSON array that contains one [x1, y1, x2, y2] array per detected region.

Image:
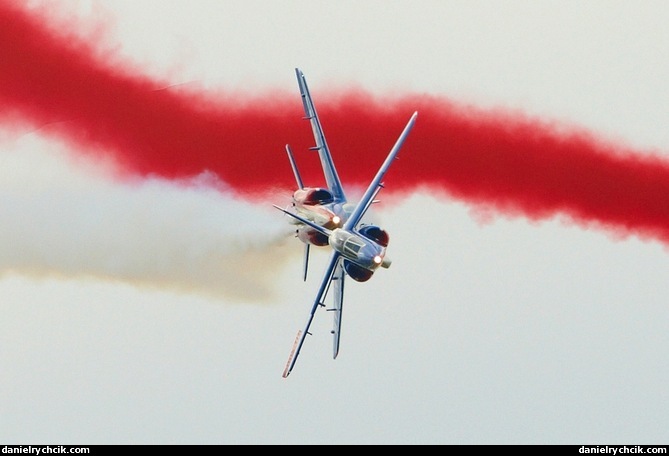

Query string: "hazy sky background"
[[1, 0, 668, 444]]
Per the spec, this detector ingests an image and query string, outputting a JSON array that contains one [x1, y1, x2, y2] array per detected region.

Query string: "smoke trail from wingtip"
[[3, 0, 669, 253]]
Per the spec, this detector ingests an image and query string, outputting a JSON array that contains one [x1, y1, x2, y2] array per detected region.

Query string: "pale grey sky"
[[1, 0, 668, 444]]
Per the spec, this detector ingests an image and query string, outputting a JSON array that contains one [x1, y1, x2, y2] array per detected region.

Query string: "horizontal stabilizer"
[[272, 204, 332, 237]]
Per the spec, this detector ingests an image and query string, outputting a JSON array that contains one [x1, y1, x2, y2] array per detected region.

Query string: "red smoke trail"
[[3, 2, 669, 245]]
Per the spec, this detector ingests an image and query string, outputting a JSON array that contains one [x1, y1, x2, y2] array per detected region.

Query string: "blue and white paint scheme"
[[276, 68, 418, 378]]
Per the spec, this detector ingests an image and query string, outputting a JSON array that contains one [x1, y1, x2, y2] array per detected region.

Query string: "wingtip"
[[282, 359, 293, 378], [282, 330, 302, 379]]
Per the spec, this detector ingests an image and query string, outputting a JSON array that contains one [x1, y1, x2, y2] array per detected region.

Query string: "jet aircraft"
[[276, 68, 418, 378]]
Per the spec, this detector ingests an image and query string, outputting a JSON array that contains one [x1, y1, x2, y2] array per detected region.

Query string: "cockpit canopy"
[[341, 235, 365, 257], [301, 188, 334, 205]]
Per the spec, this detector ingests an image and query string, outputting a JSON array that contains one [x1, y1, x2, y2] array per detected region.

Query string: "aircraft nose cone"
[[381, 256, 392, 268]]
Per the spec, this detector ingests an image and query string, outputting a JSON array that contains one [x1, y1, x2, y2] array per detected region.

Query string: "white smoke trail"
[[0, 133, 297, 301]]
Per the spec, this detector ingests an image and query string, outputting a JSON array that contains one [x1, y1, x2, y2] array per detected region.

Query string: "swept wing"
[[280, 111, 418, 378], [343, 111, 418, 231], [283, 251, 342, 378], [295, 68, 346, 203]]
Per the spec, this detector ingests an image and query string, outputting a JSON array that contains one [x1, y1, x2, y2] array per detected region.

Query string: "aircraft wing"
[[295, 68, 346, 203], [343, 111, 418, 231], [282, 250, 342, 378], [330, 259, 345, 359]]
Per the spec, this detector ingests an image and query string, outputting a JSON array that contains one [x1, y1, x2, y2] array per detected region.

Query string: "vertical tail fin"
[[302, 243, 310, 282], [285, 144, 304, 189]]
